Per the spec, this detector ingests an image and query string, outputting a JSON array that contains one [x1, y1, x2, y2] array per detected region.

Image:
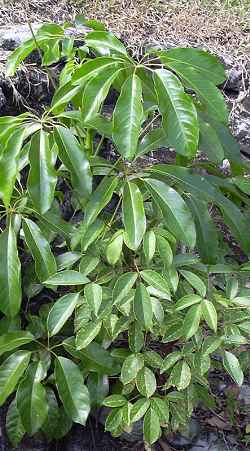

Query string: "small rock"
[[0, 86, 6, 110], [0, 23, 41, 51], [224, 68, 242, 92]]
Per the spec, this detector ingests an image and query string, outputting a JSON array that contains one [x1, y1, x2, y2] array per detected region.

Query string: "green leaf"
[[136, 367, 157, 398], [85, 283, 103, 316], [151, 397, 169, 424], [82, 66, 122, 122], [159, 47, 226, 85], [0, 351, 31, 406], [121, 353, 144, 385], [198, 115, 224, 163], [143, 351, 163, 369], [56, 251, 82, 270], [129, 322, 144, 353], [81, 219, 105, 252], [79, 255, 100, 275], [27, 130, 57, 214], [85, 31, 129, 57], [113, 74, 143, 160], [143, 407, 161, 445], [42, 388, 60, 441], [143, 230, 156, 263], [140, 270, 170, 297], [6, 38, 36, 76], [103, 395, 127, 408], [134, 283, 153, 330], [160, 352, 182, 374], [202, 300, 217, 332], [72, 57, 120, 85], [6, 398, 25, 447], [131, 398, 150, 422], [233, 176, 250, 195], [55, 126, 92, 203], [154, 69, 198, 158], [83, 176, 118, 227], [17, 362, 48, 435], [106, 230, 124, 265], [105, 408, 123, 433], [175, 294, 202, 311], [168, 361, 191, 391], [47, 293, 80, 337], [223, 351, 244, 386], [51, 82, 81, 112], [22, 218, 57, 282], [157, 235, 173, 268], [145, 178, 196, 248], [183, 304, 202, 339], [136, 127, 168, 158], [122, 181, 146, 250], [44, 270, 89, 285], [55, 357, 90, 425], [76, 320, 102, 350], [180, 270, 206, 297], [113, 272, 138, 304], [0, 331, 34, 357], [203, 336, 222, 355], [85, 114, 112, 138], [0, 128, 25, 207], [0, 220, 22, 318]]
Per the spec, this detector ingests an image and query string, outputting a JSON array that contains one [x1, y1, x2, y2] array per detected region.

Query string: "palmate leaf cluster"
[[0, 17, 250, 446]]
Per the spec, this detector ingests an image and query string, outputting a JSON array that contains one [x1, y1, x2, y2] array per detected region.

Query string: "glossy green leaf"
[[121, 353, 144, 385], [0, 351, 31, 406], [55, 126, 92, 203], [183, 304, 202, 339], [154, 69, 198, 158], [81, 219, 105, 252], [134, 283, 153, 330], [85, 283, 103, 316], [76, 320, 102, 349], [143, 407, 161, 445], [175, 294, 202, 311], [85, 31, 129, 57], [159, 48, 226, 85], [0, 331, 34, 357], [131, 398, 150, 423], [0, 221, 22, 318], [103, 395, 127, 408], [6, 38, 36, 76], [168, 361, 191, 391], [79, 255, 100, 276], [44, 270, 89, 285], [223, 351, 243, 386], [55, 357, 90, 425], [106, 230, 124, 265], [22, 218, 57, 282], [129, 322, 144, 353], [136, 127, 168, 158], [83, 176, 118, 227], [27, 130, 57, 214], [157, 235, 173, 268], [42, 388, 60, 441], [113, 272, 138, 304], [6, 398, 25, 446], [145, 178, 196, 248], [202, 300, 217, 332], [143, 350, 163, 369], [160, 352, 182, 374], [136, 367, 156, 398], [180, 270, 206, 297], [140, 270, 170, 297], [151, 397, 169, 424], [113, 74, 143, 160], [56, 252, 82, 270], [122, 181, 146, 250], [143, 230, 156, 263], [47, 293, 80, 337], [17, 362, 48, 435], [198, 115, 224, 163]]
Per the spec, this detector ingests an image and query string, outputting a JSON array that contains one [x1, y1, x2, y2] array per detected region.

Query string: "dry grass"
[[0, 0, 249, 62]]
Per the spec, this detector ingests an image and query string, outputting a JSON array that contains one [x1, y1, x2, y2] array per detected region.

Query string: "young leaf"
[[76, 320, 102, 349], [136, 367, 157, 398], [79, 255, 100, 276], [168, 361, 191, 391], [121, 354, 144, 385], [0, 331, 34, 357], [156, 235, 173, 268], [160, 352, 182, 374], [223, 351, 244, 386], [145, 178, 196, 248], [106, 230, 124, 265], [131, 398, 150, 422], [55, 357, 90, 425], [44, 270, 89, 286], [85, 31, 129, 57], [103, 395, 127, 408], [143, 230, 156, 263], [202, 300, 217, 332], [140, 270, 170, 297], [0, 351, 31, 406], [55, 126, 92, 203], [122, 181, 146, 250], [113, 74, 143, 160], [22, 218, 57, 282], [6, 38, 36, 76], [17, 362, 48, 435], [0, 220, 22, 318], [27, 130, 57, 214], [134, 283, 153, 330], [113, 272, 138, 305], [47, 293, 80, 337], [183, 304, 202, 339], [85, 283, 103, 316], [175, 294, 202, 311], [6, 398, 25, 447], [143, 407, 161, 445], [154, 69, 198, 158]]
